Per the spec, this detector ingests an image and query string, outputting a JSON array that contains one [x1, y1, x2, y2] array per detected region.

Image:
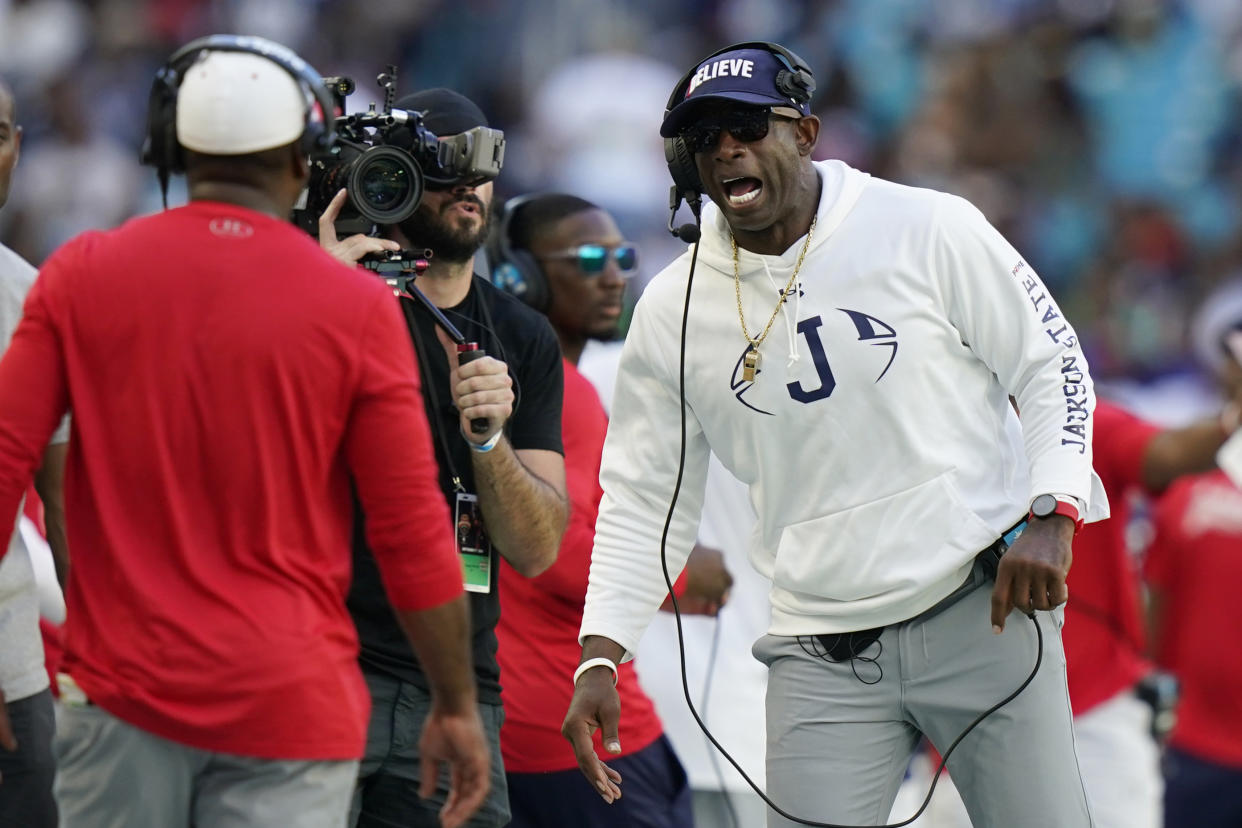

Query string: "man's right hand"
[[417, 704, 490, 828], [317, 188, 400, 266], [665, 543, 733, 616], [562, 649, 625, 804]]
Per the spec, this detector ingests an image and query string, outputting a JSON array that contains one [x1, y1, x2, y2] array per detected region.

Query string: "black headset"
[[141, 34, 336, 201], [486, 193, 550, 311], [663, 41, 816, 202]]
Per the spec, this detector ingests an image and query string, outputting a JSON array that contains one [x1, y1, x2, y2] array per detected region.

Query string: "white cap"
[[176, 50, 309, 155], [1192, 279, 1242, 376]]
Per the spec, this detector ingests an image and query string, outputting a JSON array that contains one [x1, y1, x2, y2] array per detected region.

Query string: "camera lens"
[[359, 157, 408, 211], [346, 145, 424, 226]]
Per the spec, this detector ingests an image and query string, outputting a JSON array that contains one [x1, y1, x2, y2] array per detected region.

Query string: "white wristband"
[[573, 657, 618, 688], [469, 430, 503, 453]]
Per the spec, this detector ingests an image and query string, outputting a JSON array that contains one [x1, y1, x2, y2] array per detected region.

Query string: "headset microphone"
[[667, 184, 703, 244], [672, 223, 700, 244]]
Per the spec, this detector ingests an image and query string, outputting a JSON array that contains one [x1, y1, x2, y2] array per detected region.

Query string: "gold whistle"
[[742, 348, 760, 382]]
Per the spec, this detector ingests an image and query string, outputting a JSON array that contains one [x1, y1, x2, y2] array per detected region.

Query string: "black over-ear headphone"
[[141, 34, 336, 200], [663, 41, 816, 201], [486, 194, 549, 311]]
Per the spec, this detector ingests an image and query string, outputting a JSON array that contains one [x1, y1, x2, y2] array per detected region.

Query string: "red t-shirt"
[[1064, 400, 1160, 714], [0, 202, 462, 760], [1146, 470, 1242, 768], [496, 359, 664, 773]]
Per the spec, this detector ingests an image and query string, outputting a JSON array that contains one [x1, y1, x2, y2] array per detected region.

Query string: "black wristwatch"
[[1029, 493, 1083, 534]]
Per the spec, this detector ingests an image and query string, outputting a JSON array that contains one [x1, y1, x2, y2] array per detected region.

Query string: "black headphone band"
[[487, 193, 549, 311], [499, 193, 538, 235], [142, 34, 335, 180], [165, 34, 334, 124]]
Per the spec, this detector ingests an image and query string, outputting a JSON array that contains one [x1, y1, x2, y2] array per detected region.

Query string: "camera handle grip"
[[455, 344, 492, 435]]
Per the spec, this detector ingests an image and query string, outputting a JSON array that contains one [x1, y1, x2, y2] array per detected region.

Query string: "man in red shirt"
[[0, 36, 487, 828], [487, 192, 731, 826], [1145, 289, 1242, 828], [1146, 467, 1242, 827], [1063, 398, 1235, 828]]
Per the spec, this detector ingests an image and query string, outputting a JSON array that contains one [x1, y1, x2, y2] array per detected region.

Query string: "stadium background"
[[2, 0, 1239, 447]]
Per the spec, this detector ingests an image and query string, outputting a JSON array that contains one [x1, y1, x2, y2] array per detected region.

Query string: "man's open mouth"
[[723, 177, 762, 206]]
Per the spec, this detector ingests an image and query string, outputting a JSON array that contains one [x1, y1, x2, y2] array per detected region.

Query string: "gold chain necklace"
[[732, 216, 817, 382]]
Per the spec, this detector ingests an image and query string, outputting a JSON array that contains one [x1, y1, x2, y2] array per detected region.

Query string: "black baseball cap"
[[661, 47, 813, 137], [395, 88, 487, 136]]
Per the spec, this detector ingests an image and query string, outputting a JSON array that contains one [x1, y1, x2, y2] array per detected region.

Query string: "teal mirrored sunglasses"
[[537, 243, 638, 276]]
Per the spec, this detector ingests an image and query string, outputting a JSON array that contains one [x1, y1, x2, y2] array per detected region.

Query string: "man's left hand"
[[317, 188, 401, 266], [990, 516, 1073, 632]]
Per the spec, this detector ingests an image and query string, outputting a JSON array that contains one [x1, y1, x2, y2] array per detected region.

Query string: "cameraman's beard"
[[397, 195, 491, 264]]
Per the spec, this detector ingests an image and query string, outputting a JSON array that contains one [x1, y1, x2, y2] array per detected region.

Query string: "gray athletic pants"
[[54, 702, 359, 828], [754, 567, 1093, 828]]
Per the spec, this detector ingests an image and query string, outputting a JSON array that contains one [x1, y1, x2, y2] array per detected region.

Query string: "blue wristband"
[[469, 430, 503, 453]]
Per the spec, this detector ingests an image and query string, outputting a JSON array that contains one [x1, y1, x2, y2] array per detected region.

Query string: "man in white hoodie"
[[563, 42, 1108, 827]]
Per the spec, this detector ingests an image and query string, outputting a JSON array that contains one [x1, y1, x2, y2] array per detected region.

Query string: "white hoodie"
[[580, 160, 1108, 656]]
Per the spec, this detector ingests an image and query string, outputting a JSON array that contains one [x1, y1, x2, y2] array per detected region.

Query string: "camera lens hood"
[[347, 145, 424, 226]]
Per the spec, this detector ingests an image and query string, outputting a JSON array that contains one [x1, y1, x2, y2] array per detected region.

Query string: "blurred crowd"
[[3, 0, 1242, 419]]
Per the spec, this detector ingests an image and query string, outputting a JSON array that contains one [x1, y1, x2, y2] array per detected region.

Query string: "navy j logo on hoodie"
[[732, 310, 898, 412]]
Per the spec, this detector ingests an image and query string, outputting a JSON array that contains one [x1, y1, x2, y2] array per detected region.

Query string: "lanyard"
[[400, 296, 467, 493]]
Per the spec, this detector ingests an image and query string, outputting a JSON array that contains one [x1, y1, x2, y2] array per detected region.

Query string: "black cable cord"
[[658, 230, 1046, 827], [796, 632, 884, 685]]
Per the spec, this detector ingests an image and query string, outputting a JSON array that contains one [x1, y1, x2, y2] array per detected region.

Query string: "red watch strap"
[[1051, 499, 1083, 534]]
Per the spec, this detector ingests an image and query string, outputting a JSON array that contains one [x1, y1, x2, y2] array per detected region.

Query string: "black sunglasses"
[[538, 243, 639, 276], [679, 108, 794, 154]]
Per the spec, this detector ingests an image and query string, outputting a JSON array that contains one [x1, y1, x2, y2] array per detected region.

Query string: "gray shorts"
[[754, 572, 1093, 828], [351, 669, 509, 828], [54, 702, 359, 828]]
